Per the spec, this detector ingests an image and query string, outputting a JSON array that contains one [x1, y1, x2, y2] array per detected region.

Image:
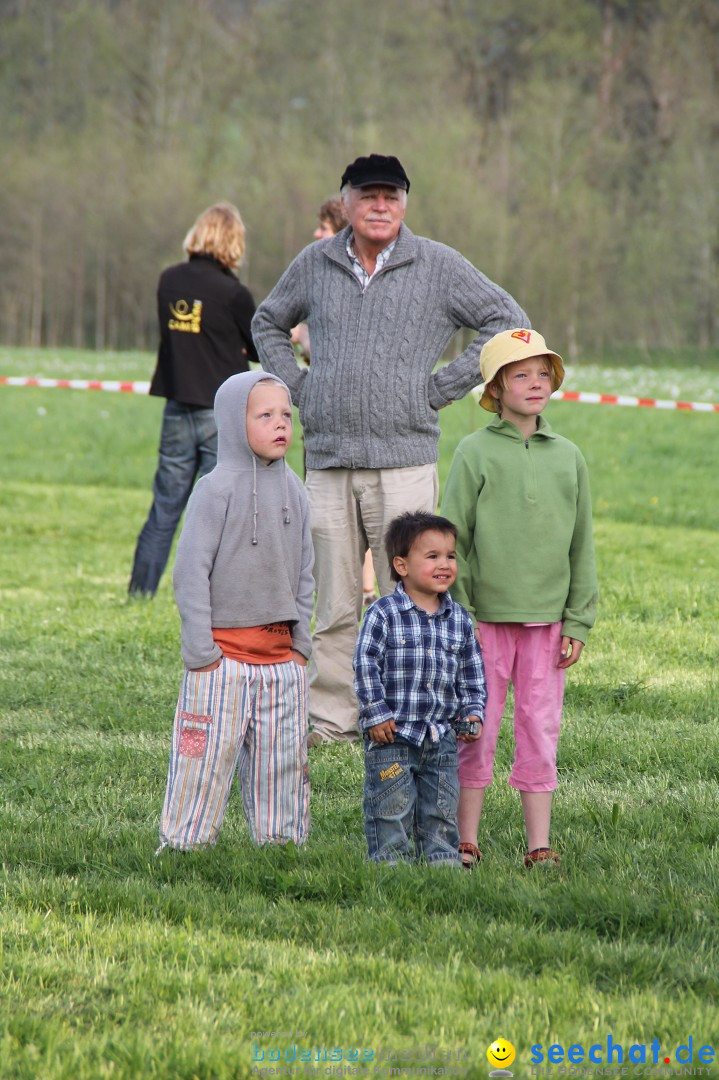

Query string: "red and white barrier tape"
[[472, 384, 719, 412], [2, 374, 718, 412], [552, 389, 719, 413], [0, 375, 151, 394]]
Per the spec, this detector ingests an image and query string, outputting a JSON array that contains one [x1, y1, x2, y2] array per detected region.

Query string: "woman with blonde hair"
[[129, 202, 258, 597]]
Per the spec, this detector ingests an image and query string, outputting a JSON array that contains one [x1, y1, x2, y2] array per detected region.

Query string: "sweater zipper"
[[525, 436, 537, 502], [325, 253, 411, 469], [348, 288, 366, 467], [326, 258, 367, 468], [348, 262, 403, 466]]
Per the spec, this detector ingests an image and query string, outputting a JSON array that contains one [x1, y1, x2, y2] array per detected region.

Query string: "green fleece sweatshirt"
[[441, 414, 598, 643]]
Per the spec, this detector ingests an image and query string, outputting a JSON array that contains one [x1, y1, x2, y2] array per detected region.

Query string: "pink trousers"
[[458, 622, 566, 793]]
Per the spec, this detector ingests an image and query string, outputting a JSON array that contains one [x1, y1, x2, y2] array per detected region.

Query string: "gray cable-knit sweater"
[[252, 223, 529, 470]]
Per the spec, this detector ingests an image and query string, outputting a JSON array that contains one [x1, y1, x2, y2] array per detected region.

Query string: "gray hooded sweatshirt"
[[172, 370, 314, 669]]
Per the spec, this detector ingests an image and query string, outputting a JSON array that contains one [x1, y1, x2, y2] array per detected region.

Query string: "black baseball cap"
[[340, 154, 410, 192]]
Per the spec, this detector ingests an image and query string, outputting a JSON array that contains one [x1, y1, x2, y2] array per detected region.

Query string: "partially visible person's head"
[[479, 328, 564, 415], [184, 202, 246, 270], [246, 378, 293, 465], [313, 196, 347, 239], [385, 511, 458, 584], [339, 154, 409, 248]]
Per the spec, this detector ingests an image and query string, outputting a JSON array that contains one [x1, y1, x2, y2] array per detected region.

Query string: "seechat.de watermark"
[[529, 1035, 715, 1076]]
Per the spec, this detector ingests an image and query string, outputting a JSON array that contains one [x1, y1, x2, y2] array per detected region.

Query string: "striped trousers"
[[158, 658, 310, 850]]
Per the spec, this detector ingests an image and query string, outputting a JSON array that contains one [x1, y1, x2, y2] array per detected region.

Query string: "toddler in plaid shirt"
[[353, 511, 486, 865]]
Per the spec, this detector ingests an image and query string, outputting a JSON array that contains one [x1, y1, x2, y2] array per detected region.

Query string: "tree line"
[[1, 0, 717, 360]]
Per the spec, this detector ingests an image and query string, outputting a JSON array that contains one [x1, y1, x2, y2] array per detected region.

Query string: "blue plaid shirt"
[[353, 582, 487, 746]]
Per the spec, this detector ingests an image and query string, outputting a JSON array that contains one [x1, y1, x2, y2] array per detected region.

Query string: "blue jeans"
[[363, 729, 462, 866], [129, 400, 217, 596]]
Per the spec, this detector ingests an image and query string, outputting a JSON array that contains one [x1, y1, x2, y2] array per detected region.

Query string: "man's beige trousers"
[[305, 464, 438, 743]]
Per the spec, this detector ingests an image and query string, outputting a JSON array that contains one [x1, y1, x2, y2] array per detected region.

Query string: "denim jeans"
[[129, 400, 218, 596], [363, 728, 461, 866]]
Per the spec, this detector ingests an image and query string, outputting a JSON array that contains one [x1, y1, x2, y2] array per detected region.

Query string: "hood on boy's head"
[[213, 370, 291, 469]]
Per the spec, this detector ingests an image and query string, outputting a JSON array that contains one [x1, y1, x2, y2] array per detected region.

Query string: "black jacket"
[[150, 254, 258, 407]]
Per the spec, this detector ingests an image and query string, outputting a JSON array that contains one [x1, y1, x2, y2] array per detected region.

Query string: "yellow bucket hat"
[[479, 328, 565, 412]]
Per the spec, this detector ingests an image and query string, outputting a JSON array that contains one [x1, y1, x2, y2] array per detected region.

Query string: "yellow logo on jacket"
[[169, 299, 202, 333]]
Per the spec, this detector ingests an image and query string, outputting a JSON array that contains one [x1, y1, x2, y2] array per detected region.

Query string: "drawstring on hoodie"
[[251, 455, 291, 545], [282, 460, 291, 524], [251, 456, 258, 544]]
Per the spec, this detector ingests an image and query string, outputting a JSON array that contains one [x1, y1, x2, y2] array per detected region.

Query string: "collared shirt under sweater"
[[345, 233, 398, 290]]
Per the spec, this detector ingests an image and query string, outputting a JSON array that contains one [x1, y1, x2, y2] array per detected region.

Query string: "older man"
[[252, 154, 529, 744]]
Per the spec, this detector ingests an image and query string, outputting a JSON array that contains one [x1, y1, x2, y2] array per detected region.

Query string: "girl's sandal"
[[524, 847, 560, 868], [459, 841, 482, 869]]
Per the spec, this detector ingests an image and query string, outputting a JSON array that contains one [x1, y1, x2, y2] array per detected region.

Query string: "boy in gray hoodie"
[[158, 370, 314, 850]]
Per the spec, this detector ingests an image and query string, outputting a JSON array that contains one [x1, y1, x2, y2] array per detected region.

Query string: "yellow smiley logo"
[[487, 1039, 516, 1069]]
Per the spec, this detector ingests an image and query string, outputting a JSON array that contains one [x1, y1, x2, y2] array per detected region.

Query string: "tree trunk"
[[95, 236, 106, 352]]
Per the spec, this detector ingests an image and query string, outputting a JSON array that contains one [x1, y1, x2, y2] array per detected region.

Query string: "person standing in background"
[[129, 202, 258, 597], [313, 196, 348, 239], [289, 197, 347, 362]]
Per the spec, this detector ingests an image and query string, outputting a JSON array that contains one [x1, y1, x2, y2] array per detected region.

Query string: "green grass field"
[[1, 350, 718, 1079]]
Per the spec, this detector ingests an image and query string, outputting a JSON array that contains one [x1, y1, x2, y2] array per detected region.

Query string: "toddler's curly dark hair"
[[384, 511, 458, 582]]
